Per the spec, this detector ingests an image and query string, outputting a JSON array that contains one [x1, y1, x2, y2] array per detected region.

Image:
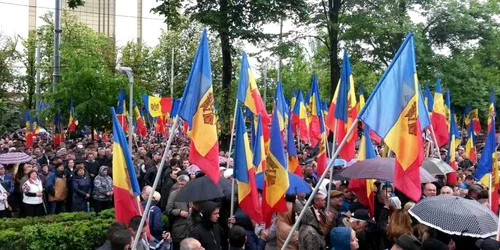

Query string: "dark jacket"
[[190, 201, 222, 250], [0, 173, 14, 193], [96, 240, 111, 250], [298, 206, 326, 250], [72, 174, 91, 212], [166, 188, 190, 242], [235, 208, 265, 250], [85, 160, 100, 178], [159, 169, 175, 208], [141, 200, 163, 240]]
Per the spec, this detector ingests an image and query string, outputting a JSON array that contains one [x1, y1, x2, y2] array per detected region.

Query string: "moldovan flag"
[[116, 88, 128, 132], [290, 89, 297, 114], [349, 125, 376, 217], [358, 85, 365, 112], [274, 82, 289, 132], [110, 107, 141, 223], [488, 91, 496, 133], [233, 105, 262, 223], [326, 50, 357, 161], [424, 81, 434, 115], [292, 90, 310, 142], [465, 120, 477, 164], [262, 105, 289, 227], [310, 75, 328, 176], [178, 29, 219, 184], [445, 108, 459, 184], [287, 114, 302, 177], [431, 78, 449, 147], [358, 33, 424, 202], [53, 114, 65, 147], [133, 101, 147, 137], [141, 94, 173, 118], [236, 51, 270, 142], [465, 103, 481, 134], [68, 99, 77, 132], [33, 116, 40, 135], [25, 111, 33, 147], [252, 115, 266, 174]]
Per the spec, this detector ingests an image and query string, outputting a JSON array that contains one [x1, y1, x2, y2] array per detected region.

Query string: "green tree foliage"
[[119, 42, 159, 96], [0, 33, 17, 97]]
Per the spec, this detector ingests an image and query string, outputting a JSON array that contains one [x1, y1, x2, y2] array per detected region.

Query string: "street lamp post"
[[119, 67, 134, 152]]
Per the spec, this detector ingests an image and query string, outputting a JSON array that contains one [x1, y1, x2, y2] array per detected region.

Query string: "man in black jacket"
[[85, 152, 100, 179]]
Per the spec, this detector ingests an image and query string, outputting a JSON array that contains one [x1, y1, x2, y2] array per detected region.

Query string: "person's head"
[[99, 166, 109, 176], [67, 159, 75, 168], [329, 227, 359, 250], [440, 186, 453, 196], [110, 229, 132, 250], [312, 193, 326, 210], [106, 221, 128, 241], [340, 185, 353, 200], [330, 190, 343, 208], [228, 225, 246, 248], [349, 209, 372, 232], [423, 183, 437, 197], [0, 165, 4, 175], [412, 224, 432, 242], [475, 238, 500, 250], [76, 165, 86, 177], [304, 164, 313, 176], [141, 185, 152, 200], [180, 238, 205, 250], [23, 163, 33, 174], [403, 202, 415, 212], [41, 164, 49, 174], [28, 169, 38, 180], [55, 163, 65, 173], [390, 234, 421, 250], [98, 147, 106, 156], [201, 201, 220, 223], [181, 159, 190, 169], [87, 152, 95, 161], [153, 152, 162, 161], [387, 210, 413, 240], [171, 166, 181, 179], [464, 174, 475, 186], [152, 191, 161, 204], [468, 184, 483, 200], [177, 175, 189, 189], [128, 215, 144, 237]]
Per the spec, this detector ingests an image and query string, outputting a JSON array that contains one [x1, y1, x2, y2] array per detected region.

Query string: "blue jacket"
[[141, 200, 164, 240], [0, 173, 14, 193], [72, 175, 91, 211]]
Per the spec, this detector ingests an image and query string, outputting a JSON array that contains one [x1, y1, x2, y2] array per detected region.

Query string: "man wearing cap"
[[391, 234, 421, 250], [327, 189, 343, 228]]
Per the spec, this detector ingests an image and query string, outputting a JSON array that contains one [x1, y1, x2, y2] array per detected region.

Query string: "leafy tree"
[[0, 33, 17, 97], [0, 99, 22, 134], [119, 42, 159, 94], [18, 31, 37, 110]]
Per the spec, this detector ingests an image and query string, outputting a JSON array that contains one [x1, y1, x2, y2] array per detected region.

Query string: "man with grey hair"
[[179, 238, 204, 250], [440, 186, 453, 196], [167, 174, 191, 250], [465, 184, 483, 200]]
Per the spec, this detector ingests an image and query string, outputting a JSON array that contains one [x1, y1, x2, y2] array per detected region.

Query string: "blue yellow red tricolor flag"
[[236, 51, 270, 142], [53, 114, 65, 148], [252, 115, 266, 174], [141, 94, 173, 118], [475, 90, 498, 213], [309, 75, 328, 176], [110, 107, 142, 223], [349, 125, 376, 217], [33, 116, 40, 135], [233, 105, 262, 223], [292, 90, 310, 142], [358, 33, 424, 202], [465, 120, 477, 164], [178, 29, 220, 184], [488, 91, 496, 133], [116, 88, 128, 132], [287, 114, 302, 177], [25, 111, 33, 147], [326, 50, 357, 161], [274, 82, 289, 132], [358, 85, 365, 112], [68, 99, 77, 132], [290, 89, 297, 114], [262, 105, 290, 227], [464, 103, 481, 134], [446, 108, 459, 184], [133, 101, 147, 137], [431, 78, 449, 147]]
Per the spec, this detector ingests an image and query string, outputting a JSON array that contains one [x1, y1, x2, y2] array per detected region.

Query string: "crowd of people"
[[0, 125, 499, 250]]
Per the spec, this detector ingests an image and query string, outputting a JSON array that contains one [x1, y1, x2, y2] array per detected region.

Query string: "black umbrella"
[[175, 176, 234, 202]]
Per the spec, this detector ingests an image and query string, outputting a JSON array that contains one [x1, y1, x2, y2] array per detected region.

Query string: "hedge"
[[0, 209, 115, 250]]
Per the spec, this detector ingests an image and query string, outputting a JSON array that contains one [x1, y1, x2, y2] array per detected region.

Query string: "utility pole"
[[277, 17, 283, 82], [52, 0, 61, 93], [35, 33, 41, 113], [170, 48, 174, 97], [263, 63, 268, 106]]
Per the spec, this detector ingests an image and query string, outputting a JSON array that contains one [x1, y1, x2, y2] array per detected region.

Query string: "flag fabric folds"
[[33, 116, 40, 135], [446, 108, 459, 184], [476, 91, 497, 186], [262, 105, 290, 227], [53, 114, 64, 147], [465, 103, 481, 134], [233, 105, 262, 223], [68, 100, 77, 132], [327, 50, 357, 161], [141, 94, 173, 118], [25, 111, 33, 147], [488, 91, 496, 133], [309, 75, 328, 176], [358, 85, 365, 112], [349, 125, 376, 217], [292, 90, 310, 142], [287, 114, 302, 177], [116, 88, 128, 132], [110, 107, 141, 224], [236, 51, 270, 142], [252, 115, 266, 174], [465, 121, 477, 164], [431, 78, 449, 147], [358, 33, 424, 202], [424, 81, 434, 114], [274, 82, 289, 132], [177, 29, 220, 184], [133, 101, 147, 137]]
